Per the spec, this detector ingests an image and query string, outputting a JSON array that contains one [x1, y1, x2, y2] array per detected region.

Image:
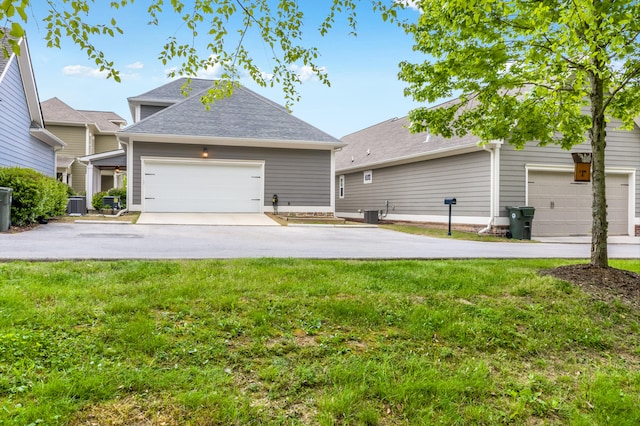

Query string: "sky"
[[19, 1, 426, 139]]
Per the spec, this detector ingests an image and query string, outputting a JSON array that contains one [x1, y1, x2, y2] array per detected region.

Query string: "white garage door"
[[143, 160, 264, 213], [528, 171, 629, 236]]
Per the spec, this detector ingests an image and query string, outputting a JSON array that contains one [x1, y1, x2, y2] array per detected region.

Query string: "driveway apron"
[[136, 213, 279, 226]]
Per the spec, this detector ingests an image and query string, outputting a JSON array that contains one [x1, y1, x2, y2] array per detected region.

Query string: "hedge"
[[0, 167, 69, 226]]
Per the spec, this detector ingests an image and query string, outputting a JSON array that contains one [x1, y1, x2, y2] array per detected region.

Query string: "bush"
[[92, 191, 108, 211], [0, 167, 68, 226], [107, 187, 126, 208]]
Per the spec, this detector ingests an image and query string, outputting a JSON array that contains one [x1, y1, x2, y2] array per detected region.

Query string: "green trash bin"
[[0, 187, 12, 232], [506, 206, 535, 240]]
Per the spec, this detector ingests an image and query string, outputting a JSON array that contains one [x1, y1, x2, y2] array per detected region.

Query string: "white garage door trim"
[[525, 164, 635, 236], [141, 157, 265, 213]]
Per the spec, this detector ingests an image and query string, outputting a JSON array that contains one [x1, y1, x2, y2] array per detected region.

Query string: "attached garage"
[[142, 159, 264, 213], [528, 170, 630, 236]]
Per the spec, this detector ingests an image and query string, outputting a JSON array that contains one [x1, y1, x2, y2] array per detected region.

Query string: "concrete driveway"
[[0, 222, 638, 260], [136, 213, 279, 226]]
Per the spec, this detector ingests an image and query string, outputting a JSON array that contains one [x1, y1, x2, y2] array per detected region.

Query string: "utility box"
[[102, 196, 120, 209], [506, 206, 535, 240], [0, 187, 12, 232], [364, 210, 379, 224], [67, 196, 87, 216]]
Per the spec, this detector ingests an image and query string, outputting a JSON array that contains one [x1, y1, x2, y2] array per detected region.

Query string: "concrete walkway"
[[136, 213, 280, 226], [534, 235, 640, 245]]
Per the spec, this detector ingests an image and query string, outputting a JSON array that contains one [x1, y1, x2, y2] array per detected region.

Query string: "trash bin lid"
[[0, 187, 12, 193], [520, 207, 535, 216]]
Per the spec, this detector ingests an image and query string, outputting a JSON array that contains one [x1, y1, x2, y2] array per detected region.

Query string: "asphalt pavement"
[[0, 222, 638, 260]]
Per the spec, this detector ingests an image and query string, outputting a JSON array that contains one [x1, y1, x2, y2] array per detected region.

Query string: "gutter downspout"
[[478, 140, 502, 234]]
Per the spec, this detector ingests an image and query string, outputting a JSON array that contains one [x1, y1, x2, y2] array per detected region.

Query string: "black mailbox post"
[[444, 198, 456, 236]]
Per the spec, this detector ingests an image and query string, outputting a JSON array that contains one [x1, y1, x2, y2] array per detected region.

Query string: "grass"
[[0, 259, 639, 425], [381, 223, 518, 242]]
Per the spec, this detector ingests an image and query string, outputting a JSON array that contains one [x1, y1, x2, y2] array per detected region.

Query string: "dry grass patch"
[[68, 394, 185, 426]]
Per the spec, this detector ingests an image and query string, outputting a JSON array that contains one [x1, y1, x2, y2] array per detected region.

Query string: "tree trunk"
[[589, 74, 608, 268]]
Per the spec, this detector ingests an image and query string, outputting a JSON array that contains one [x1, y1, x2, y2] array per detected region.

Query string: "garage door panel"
[[143, 160, 263, 213], [528, 170, 629, 237]]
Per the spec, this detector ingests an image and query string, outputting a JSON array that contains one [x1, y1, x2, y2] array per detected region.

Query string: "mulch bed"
[[541, 264, 640, 310]]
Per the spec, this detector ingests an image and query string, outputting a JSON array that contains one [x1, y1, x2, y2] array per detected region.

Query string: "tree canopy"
[[398, 0, 640, 267], [1, 0, 402, 107]]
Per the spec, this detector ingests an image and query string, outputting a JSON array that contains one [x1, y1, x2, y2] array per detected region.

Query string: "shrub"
[[107, 187, 126, 208], [92, 191, 108, 211], [0, 167, 68, 226]]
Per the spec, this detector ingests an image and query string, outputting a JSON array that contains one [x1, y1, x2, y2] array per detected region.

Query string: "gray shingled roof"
[[123, 79, 340, 143], [127, 78, 218, 103], [41, 97, 126, 132], [336, 101, 483, 171]]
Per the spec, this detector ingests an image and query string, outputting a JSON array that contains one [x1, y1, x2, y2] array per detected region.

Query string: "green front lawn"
[[1, 259, 639, 425]]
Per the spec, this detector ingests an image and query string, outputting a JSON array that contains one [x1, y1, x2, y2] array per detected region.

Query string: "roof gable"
[[123, 80, 340, 143]]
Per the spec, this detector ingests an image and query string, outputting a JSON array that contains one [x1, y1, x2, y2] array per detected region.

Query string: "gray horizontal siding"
[[140, 105, 167, 121], [0, 57, 55, 176], [131, 142, 331, 207], [336, 151, 491, 216], [499, 120, 640, 217]]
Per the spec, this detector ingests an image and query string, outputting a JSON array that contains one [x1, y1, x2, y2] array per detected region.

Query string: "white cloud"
[[196, 61, 225, 79], [290, 64, 326, 83], [126, 61, 144, 69], [62, 65, 109, 79], [396, 0, 420, 11]]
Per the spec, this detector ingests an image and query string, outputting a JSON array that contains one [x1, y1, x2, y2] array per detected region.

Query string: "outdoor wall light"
[[202, 147, 209, 158], [115, 166, 120, 173]]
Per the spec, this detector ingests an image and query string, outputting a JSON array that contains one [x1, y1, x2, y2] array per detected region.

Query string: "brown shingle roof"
[[41, 97, 126, 132]]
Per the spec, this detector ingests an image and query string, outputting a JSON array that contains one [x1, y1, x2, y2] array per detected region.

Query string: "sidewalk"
[[534, 235, 640, 245]]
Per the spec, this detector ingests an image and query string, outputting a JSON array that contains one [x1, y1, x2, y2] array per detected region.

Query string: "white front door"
[[142, 159, 264, 213]]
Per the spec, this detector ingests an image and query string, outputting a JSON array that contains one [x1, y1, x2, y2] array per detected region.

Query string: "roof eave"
[[117, 132, 346, 150], [15, 37, 45, 128], [30, 128, 66, 150], [44, 120, 88, 127], [78, 149, 125, 163]]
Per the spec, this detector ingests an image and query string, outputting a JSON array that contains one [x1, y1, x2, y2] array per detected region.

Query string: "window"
[[363, 170, 373, 184], [339, 175, 345, 198]]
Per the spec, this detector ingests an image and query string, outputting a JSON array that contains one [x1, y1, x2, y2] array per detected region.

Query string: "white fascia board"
[[118, 132, 346, 150], [336, 142, 491, 174], [15, 37, 45, 128], [78, 149, 125, 163], [43, 120, 88, 127], [30, 128, 66, 149]]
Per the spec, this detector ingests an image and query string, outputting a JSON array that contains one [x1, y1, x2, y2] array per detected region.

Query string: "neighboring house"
[[118, 78, 344, 214], [335, 102, 640, 237], [0, 31, 65, 176], [40, 97, 126, 204]]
